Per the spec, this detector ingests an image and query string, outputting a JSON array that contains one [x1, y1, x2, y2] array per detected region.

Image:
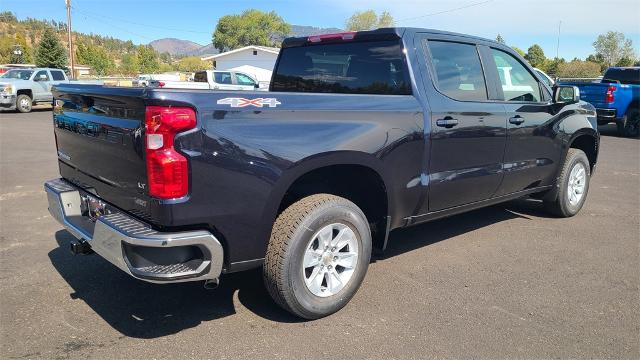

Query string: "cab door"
[[213, 71, 238, 90], [418, 37, 507, 212], [33, 70, 53, 101], [483, 47, 560, 196], [233, 72, 258, 91]]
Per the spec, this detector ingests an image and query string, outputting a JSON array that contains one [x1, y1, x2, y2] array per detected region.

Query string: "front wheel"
[[263, 194, 372, 319], [544, 148, 591, 217], [16, 94, 32, 113]]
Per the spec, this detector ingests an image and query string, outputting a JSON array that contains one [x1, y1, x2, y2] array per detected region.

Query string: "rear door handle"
[[436, 117, 459, 128], [509, 116, 525, 125]]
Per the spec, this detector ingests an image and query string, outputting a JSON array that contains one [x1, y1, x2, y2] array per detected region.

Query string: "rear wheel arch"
[[264, 154, 392, 254]]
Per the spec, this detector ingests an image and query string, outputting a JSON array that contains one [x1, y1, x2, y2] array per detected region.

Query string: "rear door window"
[[50, 70, 66, 81], [427, 41, 488, 101], [214, 72, 232, 84], [271, 40, 411, 95]]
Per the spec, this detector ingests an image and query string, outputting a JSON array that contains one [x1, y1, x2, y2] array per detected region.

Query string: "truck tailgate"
[[52, 84, 151, 218], [565, 82, 609, 108]]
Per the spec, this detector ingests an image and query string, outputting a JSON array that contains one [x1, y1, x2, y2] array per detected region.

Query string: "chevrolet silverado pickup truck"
[[0, 67, 102, 113], [561, 67, 639, 137], [46, 28, 599, 319]]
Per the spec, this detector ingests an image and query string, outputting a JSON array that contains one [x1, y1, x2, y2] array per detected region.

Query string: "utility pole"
[[65, 0, 75, 79], [555, 20, 562, 60]]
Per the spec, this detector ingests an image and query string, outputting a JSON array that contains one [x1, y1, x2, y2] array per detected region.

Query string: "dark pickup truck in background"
[[561, 67, 639, 137], [46, 28, 599, 319]]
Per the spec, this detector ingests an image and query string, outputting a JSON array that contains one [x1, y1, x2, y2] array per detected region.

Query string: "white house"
[[201, 45, 279, 84]]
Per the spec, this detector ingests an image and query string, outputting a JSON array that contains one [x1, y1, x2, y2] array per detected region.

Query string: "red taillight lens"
[[308, 32, 356, 43], [605, 85, 616, 103], [145, 106, 196, 199]]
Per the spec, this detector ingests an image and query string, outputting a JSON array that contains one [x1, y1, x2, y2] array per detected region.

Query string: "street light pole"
[[65, 0, 75, 79]]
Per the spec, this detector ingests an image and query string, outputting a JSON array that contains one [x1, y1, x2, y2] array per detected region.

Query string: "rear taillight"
[[605, 85, 616, 103], [308, 32, 356, 43], [145, 106, 196, 199], [158, 81, 165, 88]]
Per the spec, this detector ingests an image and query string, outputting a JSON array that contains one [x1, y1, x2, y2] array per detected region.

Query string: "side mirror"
[[553, 85, 580, 104], [254, 83, 260, 88], [35, 74, 47, 81]]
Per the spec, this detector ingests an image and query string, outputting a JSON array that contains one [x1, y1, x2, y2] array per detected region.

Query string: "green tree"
[[176, 56, 209, 72], [511, 46, 526, 57], [76, 42, 115, 75], [213, 9, 290, 52], [136, 45, 159, 73], [158, 63, 174, 72], [525, 44, 546, 68], [545, 57, 566, 77], [345, 10, 395, 31], [586, 54, 607, 72], [34, 27, 67, 69], [593, 31, 636, 68], [119, 53, 139, 75], [557, 60, 601, 78], [616, 57, 635, 67], [495, 34, 505, 44]]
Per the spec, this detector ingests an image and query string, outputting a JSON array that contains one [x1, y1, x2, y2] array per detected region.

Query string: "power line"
[[71, 6, 211, 34], [396, 0, 494, 23]]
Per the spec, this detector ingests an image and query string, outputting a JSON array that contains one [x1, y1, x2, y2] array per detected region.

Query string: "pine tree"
[[34, 28, 67, 69]]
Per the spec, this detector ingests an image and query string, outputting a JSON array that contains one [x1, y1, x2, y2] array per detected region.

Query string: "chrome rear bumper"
[[45, 178, 224, 283]]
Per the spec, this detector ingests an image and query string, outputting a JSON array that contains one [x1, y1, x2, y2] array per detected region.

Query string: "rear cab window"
[[603, 68, 640, 85], [271, 39, 411, 95]]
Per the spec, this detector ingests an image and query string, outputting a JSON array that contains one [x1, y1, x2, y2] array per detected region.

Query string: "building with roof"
[[201, 45, 280, 84]]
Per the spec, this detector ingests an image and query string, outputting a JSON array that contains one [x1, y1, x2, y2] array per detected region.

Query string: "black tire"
[[263, 194, 372, 319], [16, 94, 32, 113], [544, 148, 591, 217], [618, 108, 639, 138]]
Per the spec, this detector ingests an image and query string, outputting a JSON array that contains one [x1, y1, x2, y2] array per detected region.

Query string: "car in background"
[[133, 73, 181, 87], [0, 68, 102, 113], [561, 67, 639, 137], [534, 67, 555, 87], [149, 70, 267, 91]]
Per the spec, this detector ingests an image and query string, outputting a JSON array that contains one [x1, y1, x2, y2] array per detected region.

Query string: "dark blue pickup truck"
[[562, 67, 639, 137], [46, 28, 599, 319]]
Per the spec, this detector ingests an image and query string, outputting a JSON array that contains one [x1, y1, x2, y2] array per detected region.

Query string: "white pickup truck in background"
[[0, 68, 102, 113], [149, 70, 268, 91]]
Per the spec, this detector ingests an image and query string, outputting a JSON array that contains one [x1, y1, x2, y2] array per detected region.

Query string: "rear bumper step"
[[45, 178, 224, 283]]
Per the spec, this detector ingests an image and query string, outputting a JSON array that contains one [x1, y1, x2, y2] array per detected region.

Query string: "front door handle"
[[436, 117, 459, 128], [509, 115, 525, 125]]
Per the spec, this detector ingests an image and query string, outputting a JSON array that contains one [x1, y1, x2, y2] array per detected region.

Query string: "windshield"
[[1, 69, 34, 80], [602, 68, 640, 85]]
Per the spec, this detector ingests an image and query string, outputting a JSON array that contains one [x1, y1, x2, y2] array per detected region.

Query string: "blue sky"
[[6, 0, 640, 59]]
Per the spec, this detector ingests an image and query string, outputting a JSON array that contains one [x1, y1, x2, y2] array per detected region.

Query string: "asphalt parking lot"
[[1, 108, 638, 359]]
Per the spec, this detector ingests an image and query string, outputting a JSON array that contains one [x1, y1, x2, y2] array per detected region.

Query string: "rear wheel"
[[16, 94, 32, 113], [617, 108, 639, 138], [263, 194, 372, 319], [544, 148, 590, 217]]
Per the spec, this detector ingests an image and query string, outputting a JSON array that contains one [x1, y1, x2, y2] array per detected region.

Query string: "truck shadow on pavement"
[[48, 198, 548, 338]]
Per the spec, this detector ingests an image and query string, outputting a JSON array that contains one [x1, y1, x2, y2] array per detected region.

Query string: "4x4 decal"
[[216, 97, 281, 108]]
